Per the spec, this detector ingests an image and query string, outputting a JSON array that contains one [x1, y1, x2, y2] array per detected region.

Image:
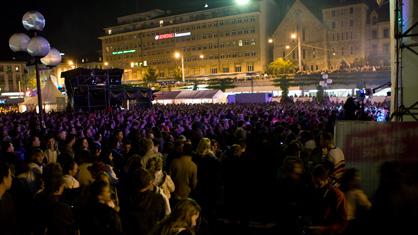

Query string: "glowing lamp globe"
[[9, 33, 31, 52], [41, 48, 62, 66], [22, 11, 46, 31], [27, 36, 50, 57]]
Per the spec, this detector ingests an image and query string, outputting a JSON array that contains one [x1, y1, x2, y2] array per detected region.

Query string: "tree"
[[143, 67, 158, 86], [273, 76, 291, 102], [173, 67, 183, 82], [207, 78, 236, 92], [267, 58, 296, 76], [316, 84, 326, 103]]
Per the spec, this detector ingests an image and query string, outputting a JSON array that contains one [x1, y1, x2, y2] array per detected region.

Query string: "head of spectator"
[[283, 159, 304, 183], [196, 138, 213, 157], [155, 198, 201, 235], [31, 150, 44, 166], [340, 168, 361, 192], [312, 164, 330, 189]]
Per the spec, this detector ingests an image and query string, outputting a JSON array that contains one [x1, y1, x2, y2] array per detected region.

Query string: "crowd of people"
[[0, 101, 416, 235]]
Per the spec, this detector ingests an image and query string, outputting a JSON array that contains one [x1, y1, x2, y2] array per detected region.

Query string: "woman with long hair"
[[153, 198, 201, 235]]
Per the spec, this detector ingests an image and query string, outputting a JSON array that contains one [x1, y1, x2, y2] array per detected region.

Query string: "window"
[[332, 22, 336, 29], [350, 20, 354, 27], [247, 64, 254, 72], [238, 40, 243, 47], [372, 30, 378, 39], [372, 16, 378, 25], [310, 65, 314, 71], [302, 49, 306, 59], [383, 28, 389, 38], [316, 65, 319, 70], [223, 67, 229, 73], [341, 47, 344, 56], [235, 65, 242, 72], [211, 68, 218, 74], [312, 49, 316, 58], [6, 66, 12, 72], [351, 46, 354, 55], [384, 43, 390, 52], [251, 39, 256, 45], [292, 51, 296, 60], [0, 65, 3, 72], [282, 51, 286, 58], [332, 10, 336, 17], [350, 7, 354, 14]]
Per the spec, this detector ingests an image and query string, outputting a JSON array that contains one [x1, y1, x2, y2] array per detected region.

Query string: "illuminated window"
[[238, 40, 243, 47], [235, 65, 241, 72], [247, 64, 254, 72]]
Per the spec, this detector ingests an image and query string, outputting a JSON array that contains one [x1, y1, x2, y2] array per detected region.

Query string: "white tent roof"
[[22, 77, 65, 105], [155, 90, 223, 100]]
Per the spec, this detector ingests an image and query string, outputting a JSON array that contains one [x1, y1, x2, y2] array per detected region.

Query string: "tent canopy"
[[22, 77, 65, 105], [155, 90, 223, 100]]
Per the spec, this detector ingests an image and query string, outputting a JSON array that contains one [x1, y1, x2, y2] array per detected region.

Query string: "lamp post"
[[291, 33, 302, 72], [174, 51, 185, 82], [9, 11, 62, 126]]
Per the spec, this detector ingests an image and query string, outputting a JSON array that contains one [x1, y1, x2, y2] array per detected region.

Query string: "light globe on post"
[[9, 10, 60, 127], [9, 33, 31, 52], [22, 11, 46, 31], [41, 48, 62, 67], [27, 36, 50, 57], [235, 0, 250, 6]]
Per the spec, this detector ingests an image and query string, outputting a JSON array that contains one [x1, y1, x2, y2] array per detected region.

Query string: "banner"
[[335, 121, 418, 195]]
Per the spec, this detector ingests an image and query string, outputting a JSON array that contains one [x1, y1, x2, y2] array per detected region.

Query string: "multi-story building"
[[272, 0, 390, 72], [271, 0, 328, 72], [99, 0, 279, 81], [0, 61, 26, 92]]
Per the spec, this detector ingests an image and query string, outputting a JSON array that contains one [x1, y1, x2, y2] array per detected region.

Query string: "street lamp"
[[235, 0, 251, 6], [285, 45, 290, 50], [199, 54, 205, 59], [291, 33, 302, 72], [174, 51, 185, 82], [268, 38, 273, 44], [9, 11, 61, 125]]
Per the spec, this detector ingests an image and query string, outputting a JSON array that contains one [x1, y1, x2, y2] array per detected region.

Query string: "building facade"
[[100, 1, 279, 81], [271, 0, 328, 72], [0, 61, 26, 92], [272, 0, 390, 72]]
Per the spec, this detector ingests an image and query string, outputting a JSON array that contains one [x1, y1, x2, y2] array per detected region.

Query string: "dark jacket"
[[122, 190, 165, 235]]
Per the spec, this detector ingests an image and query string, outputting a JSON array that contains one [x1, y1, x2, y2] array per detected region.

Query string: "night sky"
[[1, 0, 379, 61]]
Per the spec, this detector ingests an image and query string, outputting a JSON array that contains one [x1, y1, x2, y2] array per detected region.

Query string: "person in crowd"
[[79, 179, 123, 235], [141, 138, 163, 168], [62, 134, 76, 159], [169, 143, 198, 200], [276, 159, 310, 235], [32, 163, 77, 235], [152, 198, 201, 235], [308, 164, 348, 235], [122, 168, 166, 235], [0, 161, 18, 235], [193, 137, 221, 227], [146, 156, 175, 215], [339, 168, 371, 234], [44, 135, 58, 164], [62, 160, 80, 189], [320, 132, 345, 186]]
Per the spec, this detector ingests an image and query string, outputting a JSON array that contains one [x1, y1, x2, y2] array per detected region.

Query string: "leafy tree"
[[267, 58, 296, 76], [192, 80, 199, 90], [207, 78, 236, 92], [143, 67, 158, 86], [273, 76, 291, 102], [316, 84, 326, 103], [173, 67, 183, 82]]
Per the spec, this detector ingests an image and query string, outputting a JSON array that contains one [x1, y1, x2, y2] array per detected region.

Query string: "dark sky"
[[1, 0, 237, 61], [1, 0, 380, 61]]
